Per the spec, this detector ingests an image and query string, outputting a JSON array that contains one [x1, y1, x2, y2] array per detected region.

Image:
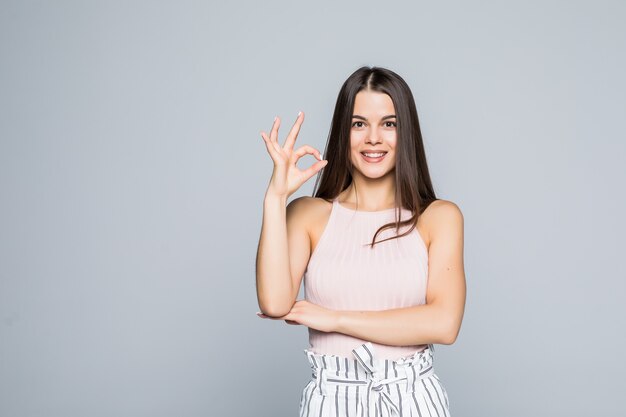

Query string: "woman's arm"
[[334, 302, 459, 346], [255, 194, 311, 318], [255, 112, 327, 318], [333, 200, 466, 345]]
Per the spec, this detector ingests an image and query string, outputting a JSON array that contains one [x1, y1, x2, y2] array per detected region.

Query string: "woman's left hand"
[[256, 300, 339, 333]]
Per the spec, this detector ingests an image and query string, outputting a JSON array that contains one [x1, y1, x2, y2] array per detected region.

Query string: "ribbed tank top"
[[304, 196, 429, 361]]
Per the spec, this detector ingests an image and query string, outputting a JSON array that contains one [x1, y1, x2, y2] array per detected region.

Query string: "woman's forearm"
[[333, 303, 458, 346], [255, 192, 295, 317]]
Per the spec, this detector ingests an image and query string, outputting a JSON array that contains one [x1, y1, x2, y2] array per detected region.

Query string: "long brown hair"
[[312, 66, 438, 248]]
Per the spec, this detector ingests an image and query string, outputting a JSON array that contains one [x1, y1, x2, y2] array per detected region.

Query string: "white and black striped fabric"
[[299, 342, 450, 417]]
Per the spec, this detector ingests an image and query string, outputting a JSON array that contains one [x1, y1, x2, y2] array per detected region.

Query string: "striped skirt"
[[299, 342, 450, 417]]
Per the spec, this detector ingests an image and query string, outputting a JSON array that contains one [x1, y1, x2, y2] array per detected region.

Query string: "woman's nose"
[[366, 134, 383, 145]]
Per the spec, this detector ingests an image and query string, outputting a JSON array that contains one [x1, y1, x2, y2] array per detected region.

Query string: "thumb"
[[303, 159, 328, 181]]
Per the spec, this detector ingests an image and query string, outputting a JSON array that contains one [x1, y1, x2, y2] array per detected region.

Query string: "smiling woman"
[[351, 91, 397, 169], [256, 66, 465, 417]]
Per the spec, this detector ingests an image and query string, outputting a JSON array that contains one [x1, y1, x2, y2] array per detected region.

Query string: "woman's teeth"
[[360, 152, 387, 163]]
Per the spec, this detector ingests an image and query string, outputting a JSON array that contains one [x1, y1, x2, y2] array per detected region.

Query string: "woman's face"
[[349, 90, 397, 179]]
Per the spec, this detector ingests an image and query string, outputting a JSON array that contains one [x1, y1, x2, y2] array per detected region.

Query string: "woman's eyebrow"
[[352, 115, 397, 121]]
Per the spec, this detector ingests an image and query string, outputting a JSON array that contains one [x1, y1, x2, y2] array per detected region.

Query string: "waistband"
[[303, 342, 436, 416], [303, 341, 435, 398]]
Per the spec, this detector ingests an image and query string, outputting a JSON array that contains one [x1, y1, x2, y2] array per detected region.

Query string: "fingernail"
[[297, 111, 302, 117]]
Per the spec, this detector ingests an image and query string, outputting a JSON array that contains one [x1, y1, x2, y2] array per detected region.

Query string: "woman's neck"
[[340, 177, 396, 211]]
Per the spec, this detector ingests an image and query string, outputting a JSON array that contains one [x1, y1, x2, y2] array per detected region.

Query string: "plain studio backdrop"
[[1, 1, 625, 416]]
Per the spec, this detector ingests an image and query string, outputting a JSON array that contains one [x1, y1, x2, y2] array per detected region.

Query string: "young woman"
[[256, 66, 466, 417]]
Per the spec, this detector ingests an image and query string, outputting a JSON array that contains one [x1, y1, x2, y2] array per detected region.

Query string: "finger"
[[283, 111, 304, 151], [301, 159, 328, 181], [293, 144, 323, 162], [285, 320, 301, 325], [260, 130, 282, 156], [269, 116, 281, 145]]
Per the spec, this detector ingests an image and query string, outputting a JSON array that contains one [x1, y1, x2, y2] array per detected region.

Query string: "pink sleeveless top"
[[304, 197, 429, 361]]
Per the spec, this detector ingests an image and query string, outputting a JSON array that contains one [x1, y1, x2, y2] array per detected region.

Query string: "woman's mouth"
[[360, 151, 387, 163]]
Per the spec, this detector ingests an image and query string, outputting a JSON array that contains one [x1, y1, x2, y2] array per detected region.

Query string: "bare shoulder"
[[286, 196, 332, 221], [286, 196, 333, 249], [420, 199, 464, 244], [286, 195, 312, 217]]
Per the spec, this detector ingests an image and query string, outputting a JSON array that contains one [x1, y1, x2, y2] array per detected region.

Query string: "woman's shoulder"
[[422, 198, 462, 216], [420, 199, 464, 243], [286, 196, 333, 227], [287, 197, 334, 250], [287, 196, 333, 213]]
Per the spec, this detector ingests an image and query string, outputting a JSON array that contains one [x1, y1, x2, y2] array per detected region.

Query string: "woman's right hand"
[[260, 111, 328, 198]]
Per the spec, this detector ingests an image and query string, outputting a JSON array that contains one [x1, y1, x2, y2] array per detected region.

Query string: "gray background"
[[1, 1, 625, 416]]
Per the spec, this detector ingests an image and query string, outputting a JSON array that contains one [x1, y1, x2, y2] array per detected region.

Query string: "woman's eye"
[[351, 121, 395, 128]]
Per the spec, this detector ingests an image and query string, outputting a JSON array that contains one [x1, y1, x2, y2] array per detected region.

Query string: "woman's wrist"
[[264, 189, 288, 204]]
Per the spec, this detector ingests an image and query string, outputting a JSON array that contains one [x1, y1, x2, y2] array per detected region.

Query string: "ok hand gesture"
[[260, 111, 328, 198]]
